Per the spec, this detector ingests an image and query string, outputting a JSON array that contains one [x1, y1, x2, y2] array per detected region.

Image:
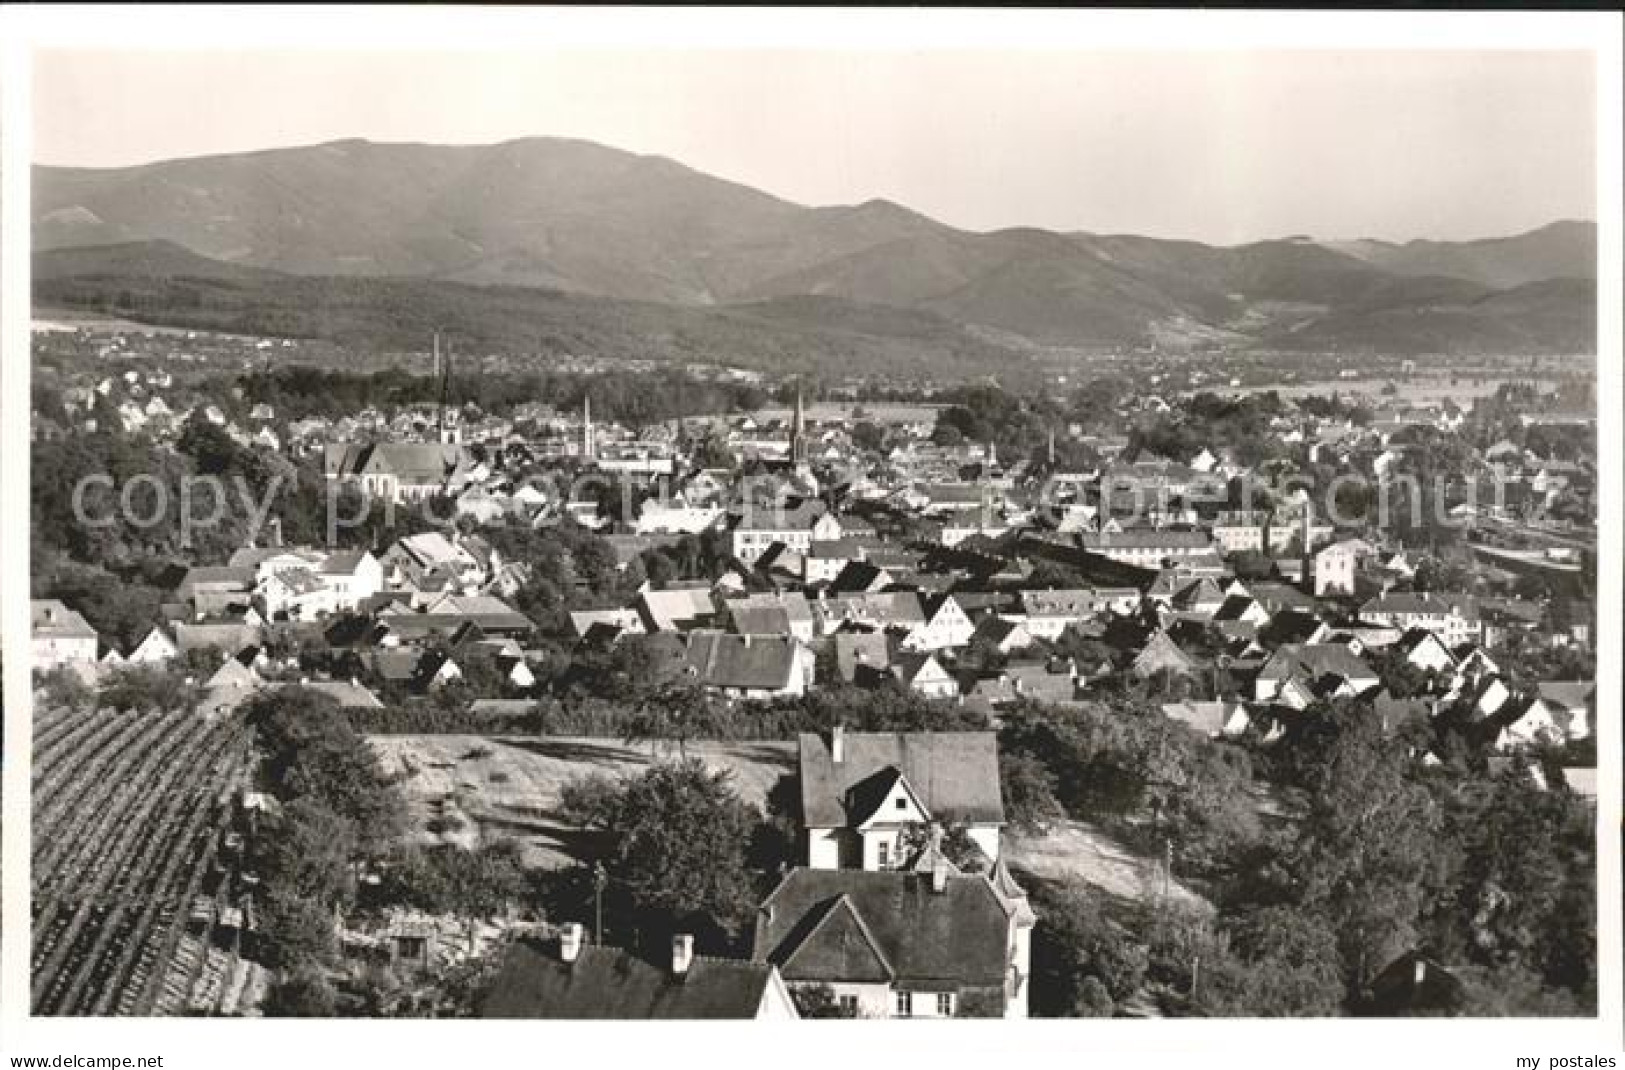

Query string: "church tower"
[[790, 386, 809, 468], [582, 394, 596, 460], [436, 332, 461, 444]]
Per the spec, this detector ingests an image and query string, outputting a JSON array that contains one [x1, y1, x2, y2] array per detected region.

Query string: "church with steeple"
[[787, 384, 818, 494]]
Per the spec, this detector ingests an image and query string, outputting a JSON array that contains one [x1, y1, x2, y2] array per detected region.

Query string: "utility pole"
[[1163, 837, 1173, 900], [592, 861, 608, 945]]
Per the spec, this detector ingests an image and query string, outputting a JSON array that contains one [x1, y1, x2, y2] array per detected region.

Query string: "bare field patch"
[[369, 735, 795, 869], [1006, 821, 1210, 914]]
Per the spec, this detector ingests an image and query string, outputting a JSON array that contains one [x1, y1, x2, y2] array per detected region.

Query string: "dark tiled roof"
[[327, 441, 469, 485], [834, 630, 892, 683], [319, 549, 372, 575], [798, 731, 1003, 828], [754, 868, 1012, 989], [481, 938, 778, 1019], [1537, 680, 1595, 710], [681, 632, 802, 690], [728, 604, 792, 636]]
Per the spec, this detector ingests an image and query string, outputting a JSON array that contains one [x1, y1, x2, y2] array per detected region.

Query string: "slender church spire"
[[437, 332, 458, 443], [791, 385, 808, 467], [583, 394, 595, 460]]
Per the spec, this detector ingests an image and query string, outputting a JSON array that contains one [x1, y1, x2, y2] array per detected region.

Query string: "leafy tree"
[[97, 665, 196, 714], [257, 891, 340, 971], [599, 760, 761, 950], [372, 841, 531, 930], [1274, 705, 1447, 992], [252, 797, 360, 908], [895, 822, 991, 873], [36, 666, 94, 711], [263, 967, 340, 1017], [850, 421, 886, 453], [1197, 906, 1345, 1017], [790, 983, 860, 1018], [557, 770, 626, 830], [999, 751, 1065, 833], [1434, 765, 1596, 998], [1031, 883, 1149, 1014], [622, 676, 724, 759], [246, 686, 403, 843]]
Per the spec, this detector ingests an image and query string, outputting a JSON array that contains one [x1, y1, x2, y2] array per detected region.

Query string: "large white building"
[[731, 501, 842, 563], [32, 600, 100, 670]]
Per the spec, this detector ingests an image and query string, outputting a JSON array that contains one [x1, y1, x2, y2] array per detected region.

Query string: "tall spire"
[[791, 384, 808, 467], [583, 394, 595, 460], [437, 333, 455, 441]]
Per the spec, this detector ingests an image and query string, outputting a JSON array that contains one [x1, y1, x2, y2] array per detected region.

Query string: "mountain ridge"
[[32, 136, 1597, 355]]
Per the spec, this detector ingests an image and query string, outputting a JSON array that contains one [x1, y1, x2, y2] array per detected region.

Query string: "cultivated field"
[[31, 705, 255, 1016]]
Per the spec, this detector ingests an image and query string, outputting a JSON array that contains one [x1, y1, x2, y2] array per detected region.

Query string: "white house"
[[797, 729, 1005, 872], [901, 594, 975, 652], [127, 626, 179, 665], [32, 600, 100, 670], [316, 549, 384, 611], [731, 501, 842, 564], [1310, 539, 1372, 597], [1361, 593, 1481, 648], [891, 653, 959, 700], [258, 566, 338, 621], [1495, 694, 1568, 752], [1396, 628, 1457, 676]]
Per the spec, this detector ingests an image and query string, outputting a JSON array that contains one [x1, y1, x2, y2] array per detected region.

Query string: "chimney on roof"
[[831, 725, 845, 764], [672, 933, 694, 977], [931, 860, 949, 894], [1412, 957, 1427, 987], [560, 922, 584, 964]]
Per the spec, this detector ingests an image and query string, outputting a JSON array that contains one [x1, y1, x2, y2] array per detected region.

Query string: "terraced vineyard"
[[31, 704, 256, 1016]]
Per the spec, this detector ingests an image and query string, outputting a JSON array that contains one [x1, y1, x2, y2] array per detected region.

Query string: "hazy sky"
[[34, 48, 1596, 244]]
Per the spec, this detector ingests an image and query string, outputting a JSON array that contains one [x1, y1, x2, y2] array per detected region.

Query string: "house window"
[[839, 994, 858, 1016], [937, 992, 955, 1017], [895, 991, 912, 1017], [895, 797, 907, 810], [877, 842, 890, 869]]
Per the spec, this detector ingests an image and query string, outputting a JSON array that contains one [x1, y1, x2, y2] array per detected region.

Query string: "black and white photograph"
[[0, 6, 1621, 1064]]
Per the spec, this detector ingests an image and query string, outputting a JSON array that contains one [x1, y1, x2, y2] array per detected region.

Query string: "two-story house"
[[753, 863, 1035, 1018], [32, 600, 100, 670], [797, 729, 1005, 872]]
